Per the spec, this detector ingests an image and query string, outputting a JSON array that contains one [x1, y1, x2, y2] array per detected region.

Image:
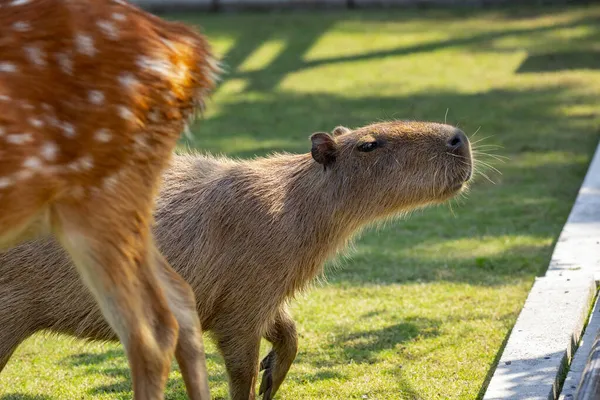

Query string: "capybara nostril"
[[447, 130, 468, 151]]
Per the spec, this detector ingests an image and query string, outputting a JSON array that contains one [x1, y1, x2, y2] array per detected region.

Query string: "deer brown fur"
[[0, 0, 219, 398], [0, 121, 472, 399]]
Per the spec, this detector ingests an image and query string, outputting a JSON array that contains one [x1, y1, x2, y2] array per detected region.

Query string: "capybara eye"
[[357, 141, 378, 152]]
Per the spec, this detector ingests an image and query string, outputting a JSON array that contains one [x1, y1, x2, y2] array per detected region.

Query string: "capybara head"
[[310, 121, 472, 216]]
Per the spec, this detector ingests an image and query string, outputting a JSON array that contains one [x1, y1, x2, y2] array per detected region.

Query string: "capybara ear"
[[332, 126, 351, 136], [310, 132, 337, 170]]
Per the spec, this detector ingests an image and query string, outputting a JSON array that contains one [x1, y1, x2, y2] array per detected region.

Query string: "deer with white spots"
[[0, 0, 220, 399]]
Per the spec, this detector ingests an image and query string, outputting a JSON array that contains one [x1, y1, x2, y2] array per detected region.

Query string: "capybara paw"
[[259, 367, 273, 399], [260, 350, 275, 371], [259, 350, 275, 398]]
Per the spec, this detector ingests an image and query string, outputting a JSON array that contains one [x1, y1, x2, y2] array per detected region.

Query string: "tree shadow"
[[172, 9, 600, 92], [517, 51, 600, 73], [60, 349, 228, 397], [479, 350, 569, 399], [330, 317, 441, 364]]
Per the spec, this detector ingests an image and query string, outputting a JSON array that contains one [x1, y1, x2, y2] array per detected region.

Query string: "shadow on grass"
[[60, 349, 228, 397], [61, 318, 435, 397], [171, 9, 600, 92], [332, 318, 441, 364], [517, 51, 600, 73]]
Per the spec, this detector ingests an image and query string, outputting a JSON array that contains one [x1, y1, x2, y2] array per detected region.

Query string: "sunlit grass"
[[2, 4, 600, 400]]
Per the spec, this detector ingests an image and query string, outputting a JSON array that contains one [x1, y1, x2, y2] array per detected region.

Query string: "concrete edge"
[[482, 140, 600, 400], [560, 286, 600, 400]]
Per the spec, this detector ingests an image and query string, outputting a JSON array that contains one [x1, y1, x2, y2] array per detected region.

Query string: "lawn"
[[2, 4, 600, 400]]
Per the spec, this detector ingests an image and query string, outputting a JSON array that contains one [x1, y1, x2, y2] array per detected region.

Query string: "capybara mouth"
[[445, 181, 466, 195], [443, 169, 472, 196]]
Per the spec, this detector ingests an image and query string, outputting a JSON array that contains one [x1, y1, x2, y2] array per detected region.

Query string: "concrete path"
[[483, 141, 600, 400]]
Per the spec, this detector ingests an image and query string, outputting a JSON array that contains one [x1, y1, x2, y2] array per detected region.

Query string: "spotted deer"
[[0, 0, 219, 398]]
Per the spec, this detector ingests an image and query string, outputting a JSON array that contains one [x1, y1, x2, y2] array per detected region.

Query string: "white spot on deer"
[[0, 95, 10, 101], [23, 156, 42, 170], [75, 34, 96, 57], [163, 92, 176, 103], [94, 128, 112, 143], [103, 173, 119, 191], [118, 73, 138, 91], [28, 118, 44, 128], [112, 12, 126, 21], [61, 122, 75, 138], [20, 102, 34, 110], [41, 142, 58, 161], [0, 63, 17, 73], [118, 106, 135, 121], [80, 156, 94, 170], [14, 169, 33, 181], [24, 46, 47, 67], [0, 177, 13, 189], [5, 133, 33, 144], [13, 21, 30, 32], [10, 0, 30, 6], [148, 110, 160, 122], [47, 115, 59, 127], [97, 20, 119, 40], [56, 53, 73, 75], [67, 160, 80, 172], [137, 56, 173, 78], [88, 90, 105, 105], [133, 134, 149, 151], [41, 103, 52, 112], [160, 39, 177, 52]]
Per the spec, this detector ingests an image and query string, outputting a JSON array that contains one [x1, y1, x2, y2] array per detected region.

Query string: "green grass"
[[2, 5, 600, 400]]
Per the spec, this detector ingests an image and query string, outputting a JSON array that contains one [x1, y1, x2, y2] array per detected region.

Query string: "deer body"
[[0, 0, 219, 398]]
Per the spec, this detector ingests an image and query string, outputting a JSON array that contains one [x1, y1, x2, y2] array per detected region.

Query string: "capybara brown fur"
[[0, 120, 472, 399]]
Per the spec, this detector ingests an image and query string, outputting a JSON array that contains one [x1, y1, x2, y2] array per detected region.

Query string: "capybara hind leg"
[[54, 208, 179, 400], [152, 247, 210, 400], [259, 309, 298, 399], [218, 332, 261, 400]]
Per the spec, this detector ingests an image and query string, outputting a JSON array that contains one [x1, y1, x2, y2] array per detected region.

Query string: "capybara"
[[0, 121, 472, 399]]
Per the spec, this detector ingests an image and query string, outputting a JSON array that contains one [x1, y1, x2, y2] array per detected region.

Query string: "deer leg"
[[259, 309, 298, 400], [218, 330, 261, 400], [53, 206, 183, 400], [152, 247, 210, 400]]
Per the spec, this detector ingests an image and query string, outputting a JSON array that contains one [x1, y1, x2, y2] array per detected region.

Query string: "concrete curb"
[[482, 140, 600, 400], [559, 293, 600, 400]]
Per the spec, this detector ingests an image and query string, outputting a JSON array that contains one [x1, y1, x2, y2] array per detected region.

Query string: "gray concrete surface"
[[483, 141, 600, 400], [559, 295, 600, 400]]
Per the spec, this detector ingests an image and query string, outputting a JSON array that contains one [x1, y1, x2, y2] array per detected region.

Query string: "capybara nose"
[[447, 130, 468, 152]]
